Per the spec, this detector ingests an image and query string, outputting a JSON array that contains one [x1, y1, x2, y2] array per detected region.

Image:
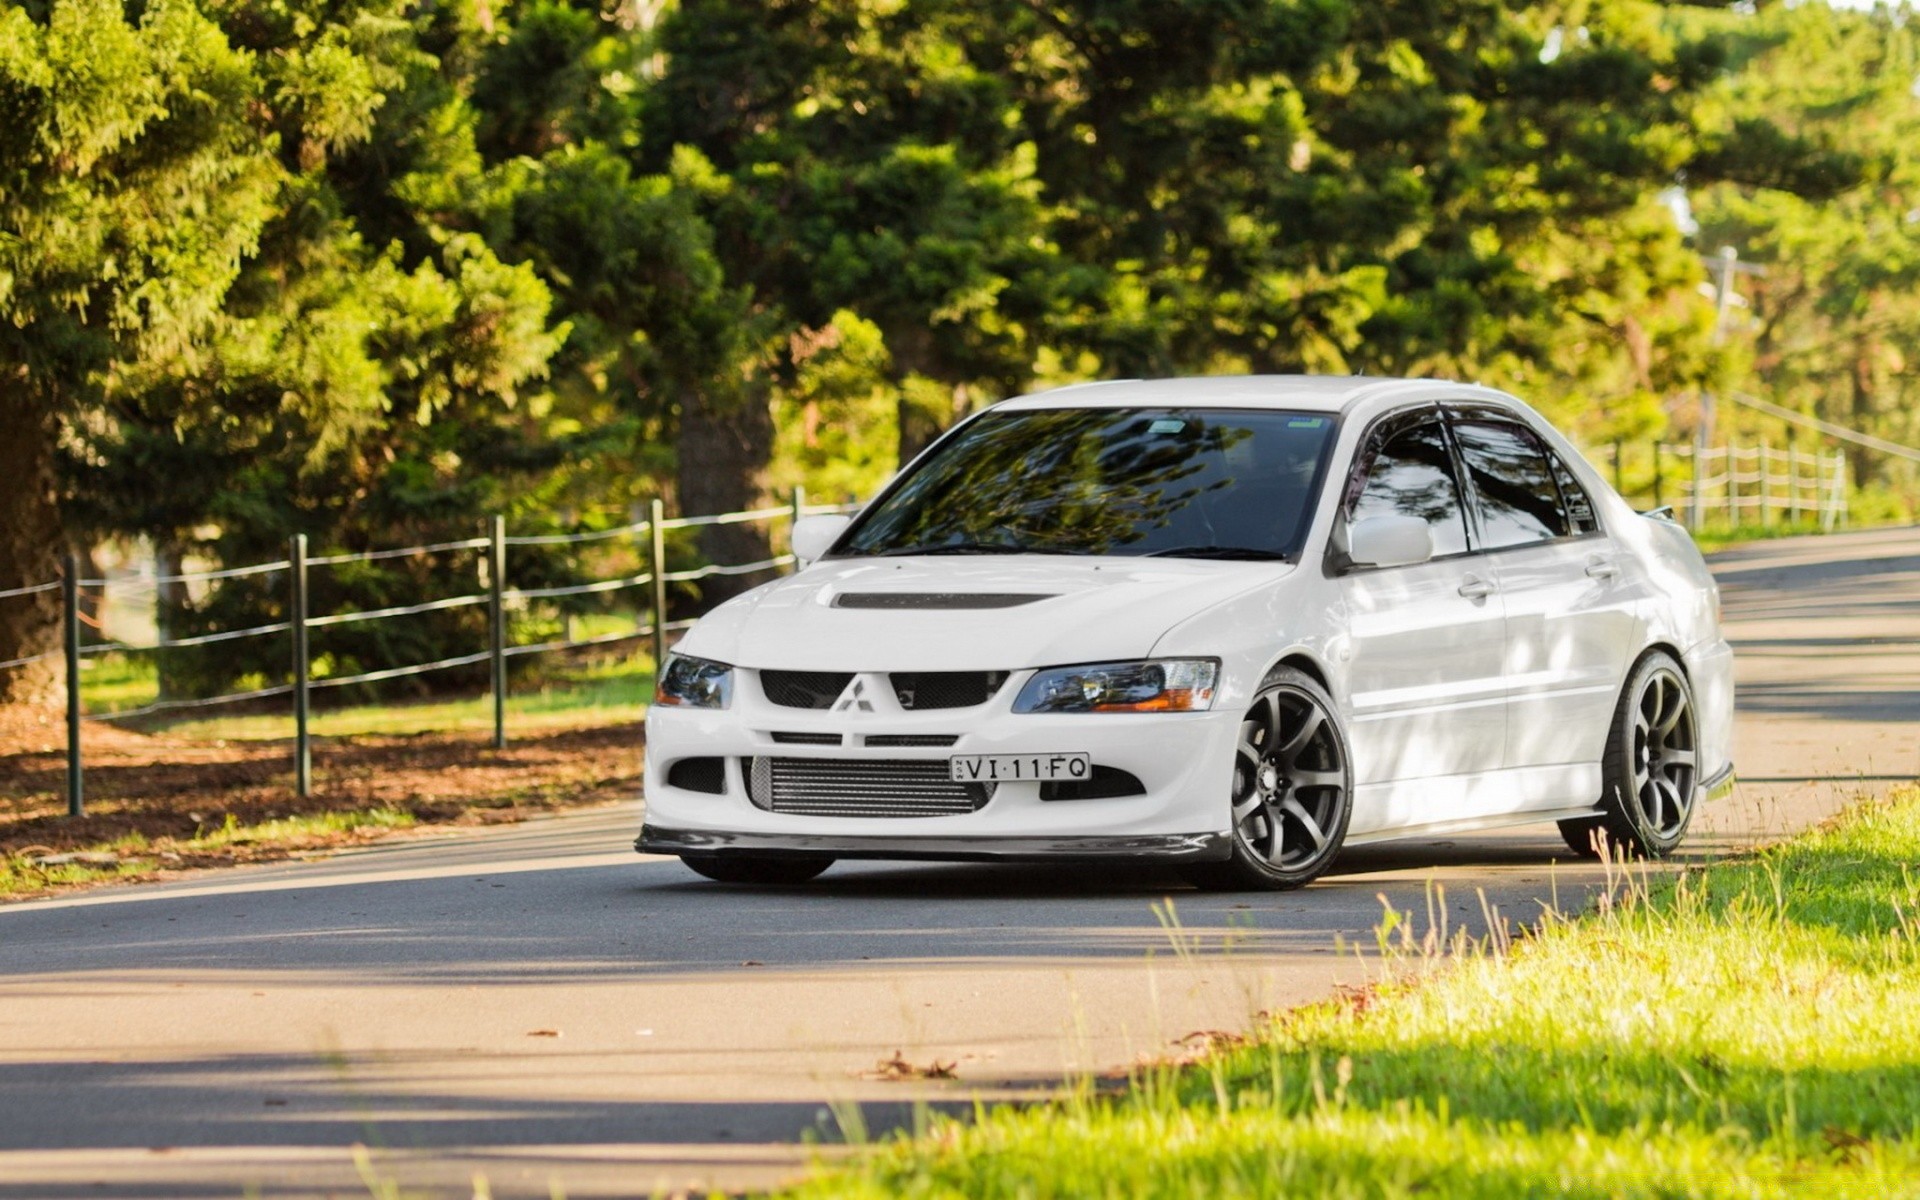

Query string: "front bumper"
[[635, 826, 1230, 862], [639, 666, 1240, 851]]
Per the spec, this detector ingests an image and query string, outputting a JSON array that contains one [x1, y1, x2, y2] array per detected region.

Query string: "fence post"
[[1610, 440, 1623, 499], [1789, 445, 1803, 524], [650, 497, 668, 673], [1759, 441, 1773, 527], [62, 554, 83, 818], [488, 515, 506, 750], [789, 485, 806, 575], [290, 534, 311, 799], [1824, 453, 1845, 533], [1651, 442, 1663, 509], [1725, 445, 1738, 528], [1688, 445, 1705, 533]]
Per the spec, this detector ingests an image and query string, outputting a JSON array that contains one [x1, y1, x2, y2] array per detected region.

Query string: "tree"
[[1684, 2, 1919, 514], [61, 0, 568, 697], [0, 0, 278, 706]]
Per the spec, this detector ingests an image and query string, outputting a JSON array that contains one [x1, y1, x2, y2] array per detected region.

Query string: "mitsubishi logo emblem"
[[832, 678, 876, 713]]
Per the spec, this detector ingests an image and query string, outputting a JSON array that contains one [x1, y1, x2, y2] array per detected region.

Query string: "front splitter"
[[635, 825, 1232, 863]]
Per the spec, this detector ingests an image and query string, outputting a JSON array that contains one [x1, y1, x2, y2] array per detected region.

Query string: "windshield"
[[839, 407, 1337, 560]]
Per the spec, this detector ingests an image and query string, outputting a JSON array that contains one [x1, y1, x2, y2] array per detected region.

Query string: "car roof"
[[992, 374, 1511, 416]]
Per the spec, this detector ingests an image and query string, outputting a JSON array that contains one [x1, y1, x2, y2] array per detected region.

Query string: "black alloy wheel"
[[679, 854, 835, 885], [1187, 666, 1353, 891], [1559, 650, 1699, 859]]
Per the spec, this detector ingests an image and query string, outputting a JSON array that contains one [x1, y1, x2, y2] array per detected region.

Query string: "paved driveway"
[[1, 527, 1914, 1198]]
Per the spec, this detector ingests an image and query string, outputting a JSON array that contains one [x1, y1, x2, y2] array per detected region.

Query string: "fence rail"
[[1601, 441, 1848, 533], [0, 488, 857, 817]]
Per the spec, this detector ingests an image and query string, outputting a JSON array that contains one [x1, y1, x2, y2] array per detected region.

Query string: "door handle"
[[1458, 575, 1495, 600], [1585, 558, 1620, 580]]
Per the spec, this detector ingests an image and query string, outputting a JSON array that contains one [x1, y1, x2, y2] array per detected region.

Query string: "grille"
[[890, 671, 1009, 710], [666, 757, 727, 795], [770, 731, 841, 746], [864, 734, 959, 748], [745, 757, 993, 818], [835, 592, 1054, 610], [760, 670, 854, 709]]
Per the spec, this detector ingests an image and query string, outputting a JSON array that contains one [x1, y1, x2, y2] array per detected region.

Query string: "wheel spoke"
[[1290, 769, 1344, 791], [1661, 748, 1696, 771], [1261, 804, 1289, 863], [1255, 692, 1283, 747], [1656, 777, 1685, 829], [1232, 793, 1264, 823], [1278, 706, 1323, 767], [1656, 687, 1687, 736], [1644, 777, 1666, 828], [1282, 798, 1330, 850]]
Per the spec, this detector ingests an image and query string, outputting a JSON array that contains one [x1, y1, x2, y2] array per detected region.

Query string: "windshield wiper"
[[1144, 546, 1291, 561], [873, 540, 1035, 557]]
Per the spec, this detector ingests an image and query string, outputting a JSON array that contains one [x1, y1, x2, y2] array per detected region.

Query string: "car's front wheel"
[[1186, 667, 1353, 891], [679, 854, 834, 885], [1559, 650, 1699, 859]]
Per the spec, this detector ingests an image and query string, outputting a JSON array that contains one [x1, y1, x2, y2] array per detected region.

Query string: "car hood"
[[676, 556, 1293, 672]]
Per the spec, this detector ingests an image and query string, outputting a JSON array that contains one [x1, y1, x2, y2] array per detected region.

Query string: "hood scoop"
[[833, 592, 1056, 610]]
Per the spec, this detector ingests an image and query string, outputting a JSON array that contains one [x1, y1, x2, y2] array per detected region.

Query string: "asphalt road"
[[1, 527, 1915, 1198]]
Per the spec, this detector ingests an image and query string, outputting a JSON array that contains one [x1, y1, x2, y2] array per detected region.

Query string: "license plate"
[[949, 753, 1091, 783]]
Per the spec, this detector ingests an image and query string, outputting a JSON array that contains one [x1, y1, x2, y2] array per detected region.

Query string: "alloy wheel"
[[1231, 686, 1348, 872], [1630, 665, 1697, 839]]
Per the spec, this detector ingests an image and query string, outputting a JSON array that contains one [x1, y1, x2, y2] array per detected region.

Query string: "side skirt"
[[1344, 805, 1607, 847]]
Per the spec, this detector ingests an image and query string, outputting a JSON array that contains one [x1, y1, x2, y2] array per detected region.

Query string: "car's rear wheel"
[[1558, 651, 1698, 859], [679, 854, 834, 885], [1186, 667, 1352, 891]]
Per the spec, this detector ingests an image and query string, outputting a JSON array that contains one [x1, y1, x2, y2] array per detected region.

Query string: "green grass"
[[80, 652, 655, 740], [0, 807, 416, 896], [1692, 519, 1842, 555], [783, 790, 1920, 1198]]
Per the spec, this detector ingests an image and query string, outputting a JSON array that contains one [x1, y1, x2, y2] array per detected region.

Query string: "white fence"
[[1664, 443, 1848, 533]]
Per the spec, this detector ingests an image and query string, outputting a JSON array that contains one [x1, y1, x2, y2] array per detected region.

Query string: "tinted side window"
[[1349, 420, 1469, 558], [1548, 453, 1599, 534], [1453, 421, 1570, 548]]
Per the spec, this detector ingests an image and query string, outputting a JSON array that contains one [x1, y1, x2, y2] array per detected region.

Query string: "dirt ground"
[[0, 706, 644, 892]]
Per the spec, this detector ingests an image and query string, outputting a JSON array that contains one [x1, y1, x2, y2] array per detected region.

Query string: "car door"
[[1336, 409, 1509, 835], [1446, 410, 1640, 794]]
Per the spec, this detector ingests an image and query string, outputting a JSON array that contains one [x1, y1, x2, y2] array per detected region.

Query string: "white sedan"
[[636, 375, 1734, 890]]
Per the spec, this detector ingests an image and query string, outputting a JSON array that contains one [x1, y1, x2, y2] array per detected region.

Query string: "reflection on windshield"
[[840, 408, 1336, 559]]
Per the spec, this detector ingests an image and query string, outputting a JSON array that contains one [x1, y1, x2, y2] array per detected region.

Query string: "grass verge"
[[1, 807, 416, 896], [784, 788, 1920, 1198]]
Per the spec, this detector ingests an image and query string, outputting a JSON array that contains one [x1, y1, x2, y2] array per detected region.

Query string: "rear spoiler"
[[1639, 506, 1679, 523]]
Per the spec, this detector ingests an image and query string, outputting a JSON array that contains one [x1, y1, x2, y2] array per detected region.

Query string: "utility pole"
[[1695, 246, 1739, 530]]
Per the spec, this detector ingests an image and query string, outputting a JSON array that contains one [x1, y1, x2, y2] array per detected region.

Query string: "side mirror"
[[1346, 514, 1434, 570], [791, 514, 852, 565]]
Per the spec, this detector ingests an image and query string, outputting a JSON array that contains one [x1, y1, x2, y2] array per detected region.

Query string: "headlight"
[[655, 653, 733, 709], [1013, 659, 1218, 714]]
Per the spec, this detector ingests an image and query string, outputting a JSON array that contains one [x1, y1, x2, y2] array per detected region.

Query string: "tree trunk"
[[675, 383, 775, 610], [0, 371, 65, 709], [890, 324, 947, 464]]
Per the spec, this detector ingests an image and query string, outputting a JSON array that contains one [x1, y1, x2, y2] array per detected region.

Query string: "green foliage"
[[783, 789, 1920, 1197], [0, 0, 279, 385], [1683, 1, 1920, 512], [6, 0, 1907, 696]]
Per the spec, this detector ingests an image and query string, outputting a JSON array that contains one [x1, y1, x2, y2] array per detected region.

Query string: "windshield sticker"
[[1148, 418, 1186, 434], [1288, 417, 1328, 428]]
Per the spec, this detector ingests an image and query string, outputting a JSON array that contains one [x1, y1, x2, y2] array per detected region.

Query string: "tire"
[[1563, 651, 1699, 859], [1185, 667, 1353, 891], [679, 854, 834, 885]]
